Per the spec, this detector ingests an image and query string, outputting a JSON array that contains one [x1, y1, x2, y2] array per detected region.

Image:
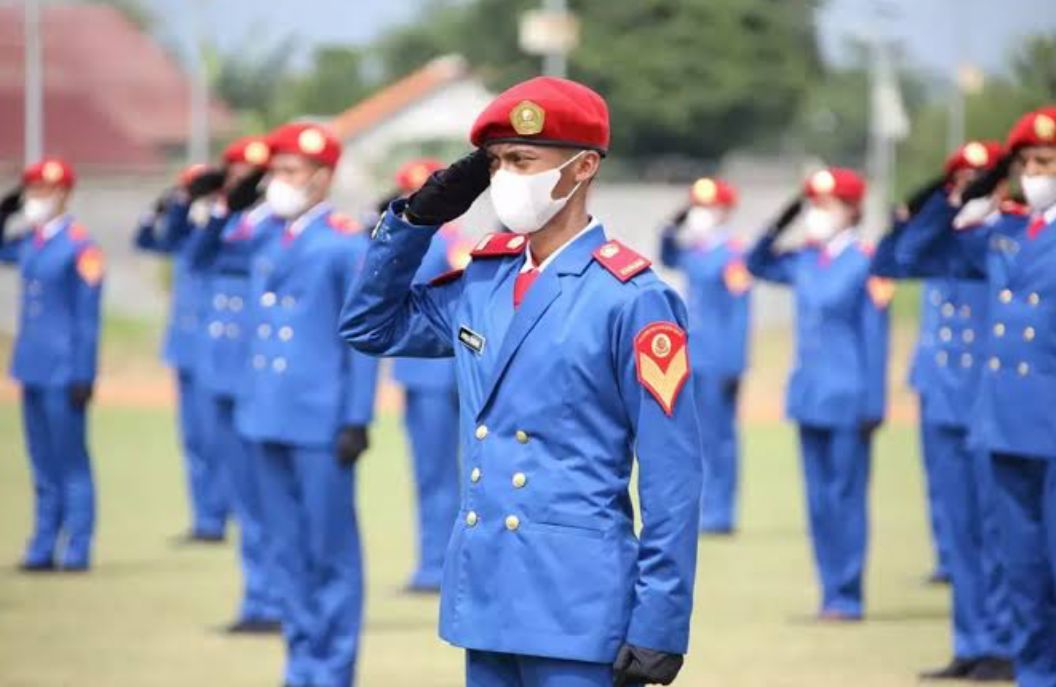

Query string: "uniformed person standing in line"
[[342, 77, 703, 687], [388, 158, 474, 592], [884, 107, 1056, 687], [133, 164, 228, 542], [237, 122, 379, 687], [745, 168, 891, 621], [186, 136, 284, 632], [0, 158, 103, 572], [660, 177, 751, 535]]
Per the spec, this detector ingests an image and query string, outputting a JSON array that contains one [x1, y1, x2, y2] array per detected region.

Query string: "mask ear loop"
[[552, 150, 589, 203]]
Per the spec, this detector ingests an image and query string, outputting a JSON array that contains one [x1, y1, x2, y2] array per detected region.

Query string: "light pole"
[[542, 0, 568, 78], [519, 1, 578, 78], [23, 0, 43, 164], [187, 0, 210, 164]]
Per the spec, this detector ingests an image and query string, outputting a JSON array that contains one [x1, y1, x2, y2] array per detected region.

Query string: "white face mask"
[[490, 151, 587, 234], [188, 199, 212, 227], [1021, 174, 1056, 213], [22, 196, 59, 226], [684, 206, 722, 243], [266, 179, 311, 219], [803, 206, 843, 243]]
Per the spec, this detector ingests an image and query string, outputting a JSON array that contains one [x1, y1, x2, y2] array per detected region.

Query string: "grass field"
[[0, 399, 961, 687]]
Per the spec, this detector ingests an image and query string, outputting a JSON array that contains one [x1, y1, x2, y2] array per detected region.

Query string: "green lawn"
[[0, 405, 956, 687]]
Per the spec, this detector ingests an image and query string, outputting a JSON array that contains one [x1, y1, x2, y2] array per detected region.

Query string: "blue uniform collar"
[[523, 221, 607, 277]]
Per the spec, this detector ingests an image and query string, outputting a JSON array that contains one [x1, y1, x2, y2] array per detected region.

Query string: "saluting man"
[[342, 77, 702, 687], [746, 168, 892, 621], [885, 107, 1056, 687], [389, 158, 474, 592], [0, 158, 103, 572], [660, 177, 751, 535], [133, 164, 228, 542], [874, 140, 1014, 681], [238, 122, 379, 687]]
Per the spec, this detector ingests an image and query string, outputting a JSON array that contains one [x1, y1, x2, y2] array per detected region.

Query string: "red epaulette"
[[67, 223, 89, 243], [725, 236, 746, 253], [1000, 200, 1029, 216], [593, 240, 651, 282], [470, 233, 527, 258], [328, 213, 362, 235], [429, 269, 464, 287], [857, 240, 877, 257]]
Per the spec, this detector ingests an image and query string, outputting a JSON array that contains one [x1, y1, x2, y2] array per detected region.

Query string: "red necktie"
[[1028, 215, 1047, 240], [513, 268, 540, 309]]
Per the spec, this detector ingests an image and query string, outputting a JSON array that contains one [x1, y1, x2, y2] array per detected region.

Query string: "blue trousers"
[[255, 442, 364, 687], [403, 388, 460, 589], [20, 385, 95, 568], [990, 453, 1056, 687], [175, 370, 226, 537], [797, 424, 871, 617], [694, 372, 739, 532], [466, 650, 637, 687], [202, 394, 279, 622], [921, 415, 953, 578], [929, 425, 1011, 660]]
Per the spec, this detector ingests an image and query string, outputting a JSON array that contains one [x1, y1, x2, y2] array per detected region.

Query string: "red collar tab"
[[429, 268, 465, 287], [470, 233, 528, 258], [593, 240, 651, 282], [1000, 200, 1030, 216], [328, 212, 362, 235]]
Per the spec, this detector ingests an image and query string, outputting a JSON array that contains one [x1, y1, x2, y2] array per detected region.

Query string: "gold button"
[[941, 303, 955, 317], [989, 357, 1001, 371], [939, 327, 952, 342], [475, 425, 489, 440], [512, 472, 527, 489], [466, 511, 478, 527], [994, 323, 1006, 337], [505, 515, 520, 531], [1025, 327, 1036, 341], [935, 351, 948, 366], [960, 305, 972, 318], [515, 430, 529, 444], [963, 329, 975, 343], [470, 467, 482, 483], [1019, 362, 1030, 376], [961, 353, 973, 368], [1029, 292, 1040, 306], [1000, 289, 1012, 304]]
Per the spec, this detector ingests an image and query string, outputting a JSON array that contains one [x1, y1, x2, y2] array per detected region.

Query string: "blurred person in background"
[[186, 136, 284, 633], [659, 177, 751, 536], [873, 140, 1014, 682], [385, 158, 473, 593], [133, 164, 229, 544], [238, 122, 379, 687], [881, 106, 1056, 687], [746, 168, 891, 621], [0, 158, 103, 572]]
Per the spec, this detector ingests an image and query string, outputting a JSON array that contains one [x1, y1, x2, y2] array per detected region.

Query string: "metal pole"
[[946, 0, 967, 151], [23, 0, 43, 164], [542, 0, 567, 78], [187, 0, 210, 164]]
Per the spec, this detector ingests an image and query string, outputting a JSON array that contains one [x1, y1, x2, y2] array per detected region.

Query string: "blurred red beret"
[[804, 167, 866, 205], [395, 158, 444, 193], [23, 157, 76, 189], [267, 123, 342, 168], [1006, 106, 1056, 151], [223, 136, 271, 166], [944, 140, 1004, 176], [689, 177, 738, 208]]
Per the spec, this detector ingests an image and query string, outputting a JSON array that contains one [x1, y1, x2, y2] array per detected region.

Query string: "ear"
[[573, 151, 601, 183]]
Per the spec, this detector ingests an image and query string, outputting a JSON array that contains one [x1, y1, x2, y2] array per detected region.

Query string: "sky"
[[145, 0, 1055, 78]]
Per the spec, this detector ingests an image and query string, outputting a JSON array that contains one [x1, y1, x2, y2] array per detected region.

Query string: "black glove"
[[960, 153, 1012, 204], [186, 168, 226, 200], [69, 383, 94, 410], [376, 191, 401, 214], [670, 204, 692, 228], [613, 645, 684, 686], [722, 377, 741, 403], [226, 168, 267, 213], [859, 418, 882, 441], [903, 175, 947, 218], [335, 425, 369, 467], [768, 195, 804, 237], [404, 149, 491, 226], [1, 187, 23, 215]]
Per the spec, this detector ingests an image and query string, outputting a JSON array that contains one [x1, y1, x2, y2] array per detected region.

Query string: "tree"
[[286, 47, 371, 118], [1010, 33, 1056, 102]]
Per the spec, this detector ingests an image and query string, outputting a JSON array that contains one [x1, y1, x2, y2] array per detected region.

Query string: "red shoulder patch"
[[867, 276, 896, 309], [634, 321, 690, 416], [1000, 200, 1029, 216], [470, 233, 528, 258], [429, 269, 464, 287], [725, 236, 746, 252], [67, 223, 89, 242], [75, 245, 105, 286], [857, 240, 876, 257], [328, 213, 362, 234], [593, 240, 651, 282], [723, 259, 752, 295]]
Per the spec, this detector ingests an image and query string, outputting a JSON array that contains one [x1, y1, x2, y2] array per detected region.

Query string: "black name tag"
[[459, 326, 485, 355]]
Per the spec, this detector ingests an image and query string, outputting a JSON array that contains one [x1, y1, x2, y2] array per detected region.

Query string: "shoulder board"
[[67, 223, 89, 243], [328, 212, 362, 235], [470, 233, 527, 258], [999, 200, 1029, 216], [75, 244, 105, 286], [725, 236, 746, 253], [593, 240, 652, 282], [723, 259, 752, 295], [857, 240, 876, 257], [447, 241, 474, 270], [867, 276, 896, 309], [429, 268, 464, 287]]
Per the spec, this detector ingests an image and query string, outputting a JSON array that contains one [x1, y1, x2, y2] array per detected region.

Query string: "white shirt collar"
[[521, 217, 600, 274], [1043, 203, 1056, 225], [39, 214, 69, 241], [823, 228, 858, 259], [286, 201, 332, 238]]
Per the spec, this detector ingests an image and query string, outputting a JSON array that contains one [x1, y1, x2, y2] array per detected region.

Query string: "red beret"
[[470, 77, 610, 155], [267, 122, 342, 168], [223, 135, 271, 166], [177, 163, 210, 187], [944, 140, 1004, 176], [1006, 106, 1056, 151], [22, 157, 76, 189], [804, 167, 866, 205], [395, 158, 444, 193], [689, 177, 737, 208]]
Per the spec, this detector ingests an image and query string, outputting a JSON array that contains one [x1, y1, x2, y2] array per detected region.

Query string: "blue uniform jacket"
[[0, 216, 103, 386], [340, 205, 703, 663], [236, 204, 379, 446], [188, 204, 280, 398], [884, 192, 1055, 460], [391, 225, 472, 391], [133, 201, 201, 372], [873, 202, 988, 428], [746, 233, 890, 427], [660, 226, 751, 379]]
